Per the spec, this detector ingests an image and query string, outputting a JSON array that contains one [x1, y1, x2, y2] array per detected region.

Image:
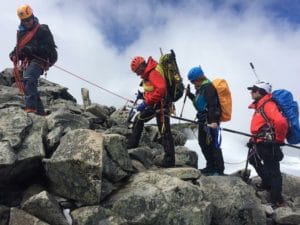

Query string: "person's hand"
[[20, 46, 32, 57], [246, 141, 253, 149], [186, 84, 194, 100], [137, 102, 147, 112], [186, 84, 191, 95], [9, 51, 16, 62], [136, 90, 144, 100]]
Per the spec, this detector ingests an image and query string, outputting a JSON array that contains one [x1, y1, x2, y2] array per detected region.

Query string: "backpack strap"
[[17, 24, 41, 52], [257, 99, 276, 141]]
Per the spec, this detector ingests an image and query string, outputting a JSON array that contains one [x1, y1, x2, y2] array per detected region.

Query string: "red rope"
[[13, 60, 25, 95]]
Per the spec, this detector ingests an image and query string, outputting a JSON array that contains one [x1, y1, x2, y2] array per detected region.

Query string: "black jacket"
[[10, 21, 57, 66]]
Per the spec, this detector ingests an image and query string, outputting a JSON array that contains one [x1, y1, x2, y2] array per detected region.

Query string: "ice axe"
[[240, 147, 251, 183]]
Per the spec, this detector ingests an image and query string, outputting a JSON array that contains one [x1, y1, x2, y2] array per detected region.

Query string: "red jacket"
[[141, 57, 166, 105], [249, 94, 288, 143]]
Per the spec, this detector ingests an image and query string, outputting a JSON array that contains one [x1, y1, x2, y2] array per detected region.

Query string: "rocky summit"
[[0, 68, 300, 225]]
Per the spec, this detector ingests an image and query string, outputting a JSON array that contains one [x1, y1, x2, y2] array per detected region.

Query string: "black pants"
[[248, 143, 284, 204], [198, 125, 224, 173], [127, 106, 175, 161]]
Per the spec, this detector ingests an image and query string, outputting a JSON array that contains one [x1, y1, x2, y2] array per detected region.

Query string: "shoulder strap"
[[17, 24, 41, 52], [258, 99, 274, 127]]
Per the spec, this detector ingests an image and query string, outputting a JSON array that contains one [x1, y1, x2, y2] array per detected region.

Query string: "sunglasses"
[[22, 17, 33, 23]]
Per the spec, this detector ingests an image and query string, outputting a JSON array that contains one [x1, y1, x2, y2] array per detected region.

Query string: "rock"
[[273, 206, 300, 225], [102, 171, 212, 225], [9, 208, 50, 225], [44, 129, 103, 204], [21, 191, 69, 225], [198, 176, 266, 225]]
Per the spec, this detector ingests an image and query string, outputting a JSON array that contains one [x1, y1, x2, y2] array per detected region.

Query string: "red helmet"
[[130, 56, 145, 72]]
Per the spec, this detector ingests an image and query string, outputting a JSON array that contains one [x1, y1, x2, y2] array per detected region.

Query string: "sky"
[[1, 1, 300, 174]]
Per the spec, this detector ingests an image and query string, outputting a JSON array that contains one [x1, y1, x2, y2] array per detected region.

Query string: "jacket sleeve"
[[264, 101, 288, 143], [204, 84, 221, 123], [144, 70, 166, 105]]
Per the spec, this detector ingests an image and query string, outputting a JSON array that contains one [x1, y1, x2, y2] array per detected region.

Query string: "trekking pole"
[[179, 84, 189, 122], [249, 62, 260, 82], [169, 115, 300, 149]]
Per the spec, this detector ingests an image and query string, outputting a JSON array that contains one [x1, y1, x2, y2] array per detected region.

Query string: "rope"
[[32, 54, 135, 104]]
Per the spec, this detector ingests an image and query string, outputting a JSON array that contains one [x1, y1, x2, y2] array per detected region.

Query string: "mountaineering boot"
[[160, 155, 175, 168], [199, 167, 214, 175], [24, 108, 37, 113], [271, 201, 287, 209]]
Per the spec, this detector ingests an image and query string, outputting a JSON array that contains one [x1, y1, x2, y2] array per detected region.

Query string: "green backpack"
[[156, 50, 184, 102]]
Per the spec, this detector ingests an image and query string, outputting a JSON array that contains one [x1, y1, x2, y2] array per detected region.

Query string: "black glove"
[[9, 51, 16, 62], [246, 138, 254, 148], [186, 84, 195, 100], [136, 90, 144, 100], [246, 141, 253, 149], [20, 46, 33, 57]]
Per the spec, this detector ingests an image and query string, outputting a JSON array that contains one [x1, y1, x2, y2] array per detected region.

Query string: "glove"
[[246, 138, 254, 148], [186, 84, 195, 100], [20, 46, 33, 57], [9, 51, 16, 62], [137, 102, 147, 112], [246, 141, 253, 149], [136, 90, 144, 100]]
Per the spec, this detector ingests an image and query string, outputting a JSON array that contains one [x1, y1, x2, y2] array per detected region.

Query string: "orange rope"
[[13, 60, 25, 95]]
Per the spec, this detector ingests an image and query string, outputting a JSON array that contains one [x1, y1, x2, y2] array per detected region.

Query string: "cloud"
[[1, 1, 299, 142]]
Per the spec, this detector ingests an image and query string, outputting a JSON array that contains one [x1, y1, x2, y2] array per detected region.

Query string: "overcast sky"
[[1, 0, 300, 137]]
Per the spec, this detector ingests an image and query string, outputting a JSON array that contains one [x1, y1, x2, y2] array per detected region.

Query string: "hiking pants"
[[23, 61, 45, 114], [127, 106, 175, 161], [249, 143, 284, 204], [198, 125, 224, 173]]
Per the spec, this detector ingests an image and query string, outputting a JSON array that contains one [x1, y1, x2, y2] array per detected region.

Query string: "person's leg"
[[198, 125, 214, 173], [127, 108, 155, 148], [23, 62, 43, 112], [248, 147, 266, 182], [210, 127, 224, 174], [157, 113, 175, 167], [263, 146, 284, 205]]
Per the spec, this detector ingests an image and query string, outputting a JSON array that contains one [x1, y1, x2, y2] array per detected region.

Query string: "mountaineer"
[[186, 66, 225, 176], [127, 56, 175, 168], [9, 4, 57, 115], [247, 81, 288, 208]]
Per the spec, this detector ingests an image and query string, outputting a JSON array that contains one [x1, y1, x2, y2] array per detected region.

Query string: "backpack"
[[157, 50, 184, 102], [268, 89, 300, 144], [212, 78, 232, 122]]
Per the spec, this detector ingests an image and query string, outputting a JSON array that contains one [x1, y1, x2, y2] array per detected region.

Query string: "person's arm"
[[205, 84, 221, 124], [144, 70, 166, 105]]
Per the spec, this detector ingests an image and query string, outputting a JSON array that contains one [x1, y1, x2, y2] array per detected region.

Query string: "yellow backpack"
[[212, 78, 232, 122]]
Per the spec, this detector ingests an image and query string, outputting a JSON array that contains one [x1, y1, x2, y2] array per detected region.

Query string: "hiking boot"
[[205, 171, 226, 176], [24, 108, 37, 113], [160, 156, 175, 168], [271, 201, 287, 209], [199, 167, 214, 175], [36, 109, 51, 116]]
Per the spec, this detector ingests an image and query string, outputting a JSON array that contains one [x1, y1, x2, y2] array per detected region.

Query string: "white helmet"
[[247, 81, 272, 93]]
